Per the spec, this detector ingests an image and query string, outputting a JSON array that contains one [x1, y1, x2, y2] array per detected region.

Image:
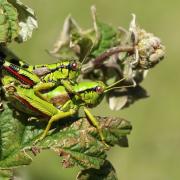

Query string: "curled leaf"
[[109, 93, 128, 111], [0, 0, 19, 43], [49, 15, 80, 58], [107, 85, 148, 110], [8, 0, 38, 42], [77, 160, 118, 180], [0, 0, 37, 44]]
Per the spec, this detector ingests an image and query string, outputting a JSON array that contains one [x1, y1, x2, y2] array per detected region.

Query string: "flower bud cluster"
[[130, 15, 165, 69]]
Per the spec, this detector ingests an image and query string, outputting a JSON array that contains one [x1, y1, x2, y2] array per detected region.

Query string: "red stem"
[[93, 46, 134, 68]]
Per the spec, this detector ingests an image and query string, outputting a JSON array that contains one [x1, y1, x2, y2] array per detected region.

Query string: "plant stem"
[[93, 46, 134, 67], [82, 46, 134, 73]]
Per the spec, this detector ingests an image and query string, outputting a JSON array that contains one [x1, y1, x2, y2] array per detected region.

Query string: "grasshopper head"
[[76, 78, 135, 108], [75, 81, 106, 108]]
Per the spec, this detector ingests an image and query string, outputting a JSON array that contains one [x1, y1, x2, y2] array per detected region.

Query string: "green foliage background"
[[9, 0, 179, 179]]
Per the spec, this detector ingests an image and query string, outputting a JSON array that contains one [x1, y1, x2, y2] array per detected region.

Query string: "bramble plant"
[[0, 1, 165, 180]]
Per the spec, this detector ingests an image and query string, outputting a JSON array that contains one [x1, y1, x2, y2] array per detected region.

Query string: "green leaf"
[[49, 6, 121, 61], [0, 0, 19, 43], [0, 169, 13, 180], [71, 34, 94, 60], [0, 0, 37, 44], [0, 102, 132, 170], [0, 103, 33, 168], [90, 6, 120, 58], [7, 0, 38, 42], [77, 160, 118, 180]]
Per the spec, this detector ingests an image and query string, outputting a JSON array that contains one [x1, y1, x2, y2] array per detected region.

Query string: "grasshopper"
[[2, 74, 134, 145], [15, 58, 81, 84], [0, 55, 81, 101]]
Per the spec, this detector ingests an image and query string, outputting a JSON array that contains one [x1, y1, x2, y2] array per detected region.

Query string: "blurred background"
[[10, 0, 180, 179]]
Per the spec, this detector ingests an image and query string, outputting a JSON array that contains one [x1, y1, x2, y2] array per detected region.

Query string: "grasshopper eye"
[[71, 62, 78, 70], [96, 86, 103, 93]]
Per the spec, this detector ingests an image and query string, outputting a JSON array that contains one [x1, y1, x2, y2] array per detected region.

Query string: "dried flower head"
[[129, 14, 165, 69]]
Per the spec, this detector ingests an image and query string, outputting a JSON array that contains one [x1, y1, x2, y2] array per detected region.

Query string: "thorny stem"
[[93, 46, 134, 67], [82, 45, 134, 73]]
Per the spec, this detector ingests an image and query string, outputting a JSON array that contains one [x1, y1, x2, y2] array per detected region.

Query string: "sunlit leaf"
[[0, 0, 37, 44]]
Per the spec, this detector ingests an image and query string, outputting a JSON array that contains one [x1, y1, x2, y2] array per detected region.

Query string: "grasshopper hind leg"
[[34, 109, 77, 144], [84, 107, 109, 148]]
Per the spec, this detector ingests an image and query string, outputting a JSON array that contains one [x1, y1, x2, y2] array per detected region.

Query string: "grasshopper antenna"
[[104, 78, 136, 93]]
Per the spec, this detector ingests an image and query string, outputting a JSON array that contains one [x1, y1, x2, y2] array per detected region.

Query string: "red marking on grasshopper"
[[4, 66, 35, 86]]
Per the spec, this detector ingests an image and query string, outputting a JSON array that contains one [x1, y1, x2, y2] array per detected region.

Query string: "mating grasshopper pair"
[[0, 55, 133, 145]]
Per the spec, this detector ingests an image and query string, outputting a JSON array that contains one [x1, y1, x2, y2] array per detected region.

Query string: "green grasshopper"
[[16, 58, 81, 84], [2, 74, 133, 145], [0, 55, 81, 101]]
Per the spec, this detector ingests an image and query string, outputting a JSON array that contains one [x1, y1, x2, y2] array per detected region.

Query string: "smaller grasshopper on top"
[[0, 54, 81, 101], [17, 58, 81, 84]]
